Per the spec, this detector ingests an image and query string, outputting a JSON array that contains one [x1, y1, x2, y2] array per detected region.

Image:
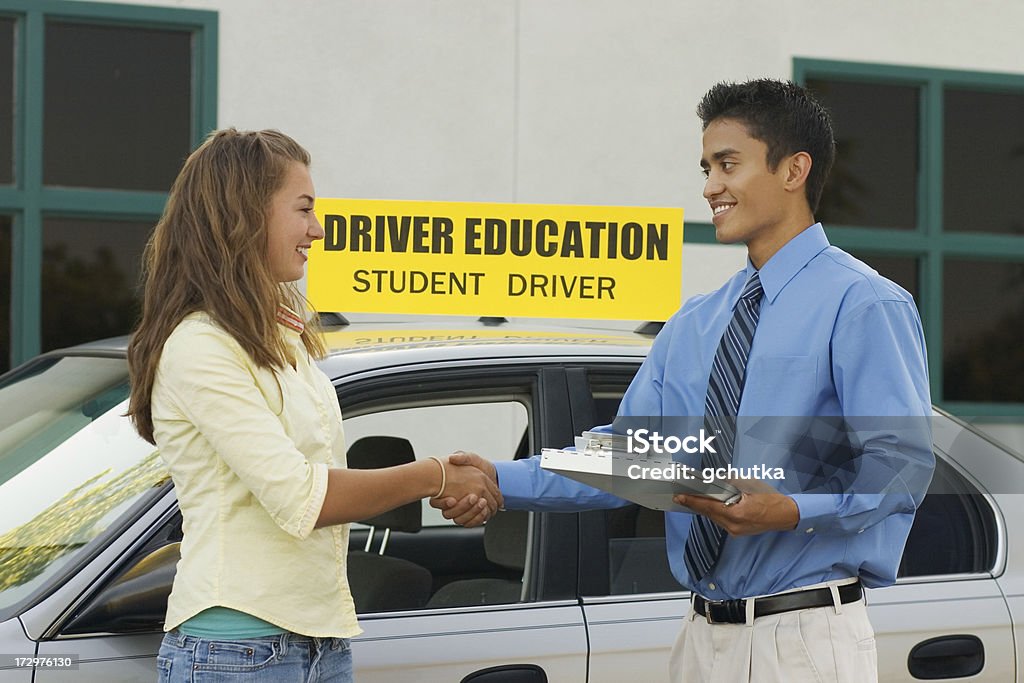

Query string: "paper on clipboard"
[[540, 431, 743, 513]]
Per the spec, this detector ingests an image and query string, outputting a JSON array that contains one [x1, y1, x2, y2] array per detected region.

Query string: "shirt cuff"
[[493, 460, 532, 504], [291, 462, 330, 539], [790, 493, 838, 535]]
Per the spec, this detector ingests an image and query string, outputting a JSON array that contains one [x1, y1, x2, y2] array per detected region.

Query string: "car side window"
[[344, 401, 528, 528], [339, 379, 537, 614], [898, 457, 998, 578]]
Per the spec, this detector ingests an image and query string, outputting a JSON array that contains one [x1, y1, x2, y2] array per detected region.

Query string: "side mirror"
[[62, 542, 179, 635]]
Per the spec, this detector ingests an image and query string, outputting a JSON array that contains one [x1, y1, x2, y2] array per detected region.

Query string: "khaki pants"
[[669, 581, 877, 683]]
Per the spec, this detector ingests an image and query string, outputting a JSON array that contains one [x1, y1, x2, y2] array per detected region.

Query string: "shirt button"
[[708, 582, 716, 591], [805, 527, 814, 534]]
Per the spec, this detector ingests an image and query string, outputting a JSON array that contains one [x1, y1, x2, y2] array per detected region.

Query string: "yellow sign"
[[309, 199, 683, 320]]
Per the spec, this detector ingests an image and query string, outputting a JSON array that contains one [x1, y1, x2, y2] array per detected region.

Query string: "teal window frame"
[[683, 59, 1024, 416], [1, 0, 217, 367], [795, 59, 1024, 416]]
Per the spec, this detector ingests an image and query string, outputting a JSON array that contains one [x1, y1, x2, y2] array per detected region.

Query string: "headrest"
[[484, 510, 529, 570], [347, 436, 421, 532]]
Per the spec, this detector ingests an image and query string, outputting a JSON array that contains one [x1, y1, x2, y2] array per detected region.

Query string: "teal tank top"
[[178, 607, 286, 638]]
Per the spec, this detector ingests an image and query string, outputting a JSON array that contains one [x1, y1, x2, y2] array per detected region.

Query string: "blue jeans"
[[157, 630, 353, 682]]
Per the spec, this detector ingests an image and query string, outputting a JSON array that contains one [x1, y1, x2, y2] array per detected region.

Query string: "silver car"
[[0, 316, 1018, 682]]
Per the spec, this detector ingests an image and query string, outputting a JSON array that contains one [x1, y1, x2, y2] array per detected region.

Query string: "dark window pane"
[[848, 253, 920, 305], [899, 460, 997, 577], [606, 505, 679, 595], [41, 217, 151, 352], [807, 79, 918, 230], [943, 258, 1024, 402], [0, 216, 10, 373], [944, 88, 1024, 235], [43, 22, 192, 190], [0, 19, 13, 184]]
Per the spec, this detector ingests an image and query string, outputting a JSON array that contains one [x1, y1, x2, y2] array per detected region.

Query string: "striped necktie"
[[684, 271, 764, 582]]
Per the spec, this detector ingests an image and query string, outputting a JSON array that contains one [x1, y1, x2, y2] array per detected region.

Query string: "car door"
[[568, 364, 1017, 682], [335, 360, 589, 683], [20, 357, 589, 682], [24, 359, 587, 682], [569, 363, 687, 683], [867, 417, 1015, 682]]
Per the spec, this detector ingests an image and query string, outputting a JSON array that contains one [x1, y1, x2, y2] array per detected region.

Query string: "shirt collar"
[[276, 304, 305, 335], [744, 223, 830, 304]]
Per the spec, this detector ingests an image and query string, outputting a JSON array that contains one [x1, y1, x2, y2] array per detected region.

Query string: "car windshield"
[[0, 355, 168, 615]]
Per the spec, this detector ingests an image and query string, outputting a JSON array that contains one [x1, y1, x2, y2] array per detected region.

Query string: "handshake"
[[431, 451, 499, 528]]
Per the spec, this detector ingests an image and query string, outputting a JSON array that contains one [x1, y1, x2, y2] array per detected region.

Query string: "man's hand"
[[673, 483, 799, 536], [430, 451, 499, 528]]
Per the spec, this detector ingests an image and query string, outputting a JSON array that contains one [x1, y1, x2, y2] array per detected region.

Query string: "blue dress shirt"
[[494, 224, 934, 600]]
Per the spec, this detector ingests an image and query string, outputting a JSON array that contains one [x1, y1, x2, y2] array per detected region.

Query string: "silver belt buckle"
[[704, 599, 723, 624]]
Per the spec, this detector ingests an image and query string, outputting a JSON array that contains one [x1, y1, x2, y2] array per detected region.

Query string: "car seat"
[[346, 436, 433, 612], [424, 509, 529, 608]]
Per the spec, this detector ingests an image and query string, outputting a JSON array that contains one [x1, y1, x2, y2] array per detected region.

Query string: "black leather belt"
[[692, 581, 862, 624]]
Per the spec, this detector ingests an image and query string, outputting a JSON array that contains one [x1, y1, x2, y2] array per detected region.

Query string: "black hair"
[[697, 79, 835, 213]]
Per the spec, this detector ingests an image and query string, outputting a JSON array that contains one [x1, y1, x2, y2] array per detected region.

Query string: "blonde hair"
[[128, 128, 325, 444]]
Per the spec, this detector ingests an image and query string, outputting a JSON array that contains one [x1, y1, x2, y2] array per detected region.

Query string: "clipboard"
[[540, 431, 742, 513]]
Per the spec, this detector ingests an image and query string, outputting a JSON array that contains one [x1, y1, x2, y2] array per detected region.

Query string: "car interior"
[[346, 436, 433, 612], [345, 433, 532, 613]]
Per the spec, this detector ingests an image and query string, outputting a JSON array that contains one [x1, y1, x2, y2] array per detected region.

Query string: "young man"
[[439, 79, 933, 682]]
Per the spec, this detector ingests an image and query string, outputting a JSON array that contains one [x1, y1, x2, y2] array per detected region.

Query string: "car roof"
[[315, 314, 654, 378], [36, 314, 655, 374]]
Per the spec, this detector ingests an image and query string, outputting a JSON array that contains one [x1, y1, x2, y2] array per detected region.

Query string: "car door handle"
[[908, 635, 984, 679], [460, 664, 548, 683]]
